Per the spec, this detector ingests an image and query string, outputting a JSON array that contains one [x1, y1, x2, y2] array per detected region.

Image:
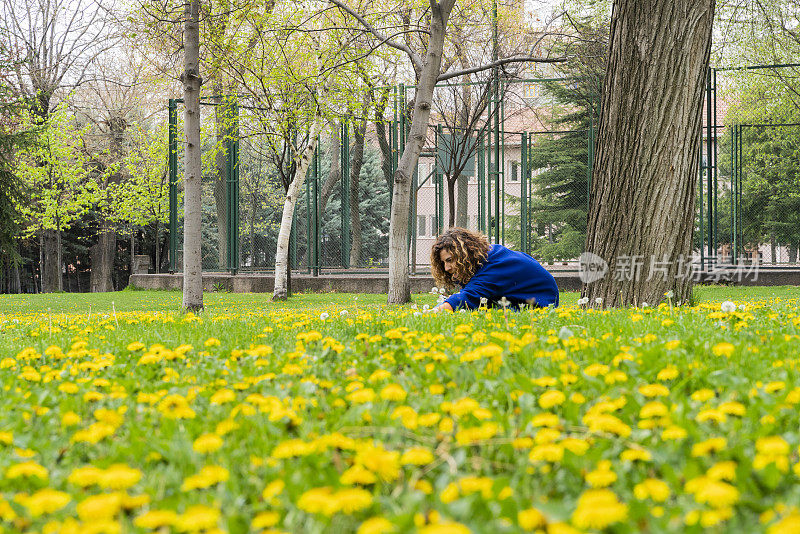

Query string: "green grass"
[[2, 285, 798, 315], [1, 285, 800, 533]]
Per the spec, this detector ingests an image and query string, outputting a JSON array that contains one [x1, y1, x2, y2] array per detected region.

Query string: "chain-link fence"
[[164, 77, 594, 275], [700, 64, 800, 268]]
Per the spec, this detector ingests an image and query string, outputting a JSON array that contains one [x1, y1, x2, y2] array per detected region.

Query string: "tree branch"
[[328, 0, 423, 72], [437, 55, 568, 82]]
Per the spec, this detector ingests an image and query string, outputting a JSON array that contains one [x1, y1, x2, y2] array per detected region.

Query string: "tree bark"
[[273, 114, 323, 300], [581, 0, 715, 307], [41, 229, 62, 292], [388, 0, 456, 304], [90, 227, 115, 292], [319, 127, 341, 215], [447, 175, 457, 228], [456, 173, 468, 228], [182, 0, 203, 311], [770, 233, 776, 264], [349, 113, 367, 267]]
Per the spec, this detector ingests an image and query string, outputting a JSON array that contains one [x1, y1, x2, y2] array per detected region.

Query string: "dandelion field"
[[1, 287, 800, 533]]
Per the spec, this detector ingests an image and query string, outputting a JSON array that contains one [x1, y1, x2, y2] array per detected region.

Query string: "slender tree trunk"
[[273, 114, 323, 300], [456, 173, 468, 228], [182, 0, 203, 311], [12, 260, 21, 294], [319, 127, 340, 215], [155, 222, 161, 274], [770, 233, 777, 264], [789, 242, 798, 263], [388, 0, 456, 304], [349, 114, 367, 267], [447, 176, 457, 228], [374, 101, 394, 194], [581, 0, 715, 307], [130, 231, 135, 275], [75, 255, 81, 292]]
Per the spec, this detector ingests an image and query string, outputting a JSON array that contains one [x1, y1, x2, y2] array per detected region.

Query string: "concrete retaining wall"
[[129, 268, 798, 294]]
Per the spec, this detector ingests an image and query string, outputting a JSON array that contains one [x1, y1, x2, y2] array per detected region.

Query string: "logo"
[[578, 252, 608, 284]]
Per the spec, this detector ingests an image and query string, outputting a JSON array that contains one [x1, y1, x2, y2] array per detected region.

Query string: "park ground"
[[0, 286, 799, 533]]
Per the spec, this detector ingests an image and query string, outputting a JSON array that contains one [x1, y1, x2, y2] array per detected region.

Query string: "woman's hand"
[[433, 302, 453, 313]]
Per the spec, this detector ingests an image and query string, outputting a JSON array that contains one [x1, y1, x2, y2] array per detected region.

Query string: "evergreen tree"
[[526, 18, 606, 262]]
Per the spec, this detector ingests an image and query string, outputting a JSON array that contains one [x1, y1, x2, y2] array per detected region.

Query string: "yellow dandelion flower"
[[134, 510, 178, 529], [538, 390, 566, 409], [357, 517, 395, 534], [400, 447, 435, 466], [518, 508, 546, 530], [571, 489, 628, 530], [193, 433, 224, 453], [6, 460, 48, 480], [252, 511, 280, 529], [711, 342, 735, 357]]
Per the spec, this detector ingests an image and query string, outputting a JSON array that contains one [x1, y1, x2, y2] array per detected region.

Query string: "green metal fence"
[[165, 77, 598, 275], [699, 63, 800, 269]]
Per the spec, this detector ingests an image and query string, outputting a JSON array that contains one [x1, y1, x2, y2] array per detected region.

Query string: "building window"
[[510, 161, 519, 182], [417, 215, 427, 237], [523, 83, 540, 99], [430, 215, 439, 236]]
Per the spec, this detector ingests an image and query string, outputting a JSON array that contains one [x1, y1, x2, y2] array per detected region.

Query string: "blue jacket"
[[444, 245, 559, 310]]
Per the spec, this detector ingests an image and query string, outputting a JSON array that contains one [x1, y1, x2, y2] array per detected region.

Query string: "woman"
[[431, 227, 559, 311]]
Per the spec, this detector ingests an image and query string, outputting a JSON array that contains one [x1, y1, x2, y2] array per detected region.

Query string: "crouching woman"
[[431, 227, 559, 312]]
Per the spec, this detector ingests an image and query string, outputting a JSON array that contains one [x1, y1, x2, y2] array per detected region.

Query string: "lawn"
[[0, 286, 799, 533]]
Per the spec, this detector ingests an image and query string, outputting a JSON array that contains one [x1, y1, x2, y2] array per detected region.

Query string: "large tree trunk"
[[581, 0, 714, 308], [388, 0, 456, 304], [348, 113, 367, 267], [41, 229, 62, 292], [182, 0, 203, 311], [273, 114, 323, 300], [319, 127, 341, 215], [90, 227, 115, 292]]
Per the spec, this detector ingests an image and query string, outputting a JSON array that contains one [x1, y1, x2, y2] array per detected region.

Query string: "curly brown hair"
[[430, 227, 491, 290]]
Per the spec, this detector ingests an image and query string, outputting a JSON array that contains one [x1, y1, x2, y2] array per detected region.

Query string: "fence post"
[[521, 132, 528, 254], [225, 98, 239, 274], [340, 120, 350, 268], [168, 98, 178, 274], [312, 140, 320, 276]]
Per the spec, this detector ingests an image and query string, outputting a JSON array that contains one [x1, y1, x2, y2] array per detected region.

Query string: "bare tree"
[[1, 0, 117, 292], [331, 0, 567, 303]]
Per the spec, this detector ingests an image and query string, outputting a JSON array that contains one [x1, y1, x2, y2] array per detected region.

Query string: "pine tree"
[[527, 18, 606, 262]]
